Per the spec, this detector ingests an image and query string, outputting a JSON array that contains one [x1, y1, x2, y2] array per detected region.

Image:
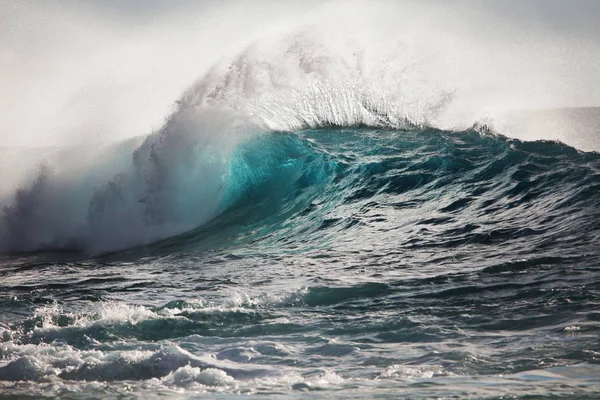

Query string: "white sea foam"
[[162, 366, 235, 388]]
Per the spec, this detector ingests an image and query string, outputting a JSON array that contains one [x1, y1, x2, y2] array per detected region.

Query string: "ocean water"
[[1, 14, 600, 397], [1, 125, 600, 399]]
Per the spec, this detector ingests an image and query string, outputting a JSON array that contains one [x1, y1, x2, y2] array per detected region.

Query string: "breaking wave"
[[1, 33, 599, 256]]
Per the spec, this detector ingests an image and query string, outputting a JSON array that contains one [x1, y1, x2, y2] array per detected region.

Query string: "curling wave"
[[155, 126, 600, 258], [1, 34, 599, 255]]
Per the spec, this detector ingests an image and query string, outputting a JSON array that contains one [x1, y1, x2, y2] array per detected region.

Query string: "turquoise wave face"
[[148, 127, 600, 260], [221, 132, 338, 230]]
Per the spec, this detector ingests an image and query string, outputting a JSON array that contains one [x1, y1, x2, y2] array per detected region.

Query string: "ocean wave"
[[0, 34, 599, 255], [1, 124, 599, 257]]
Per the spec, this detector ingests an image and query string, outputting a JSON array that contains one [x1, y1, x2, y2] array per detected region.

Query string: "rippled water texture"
[[1, 128, 600, 398]]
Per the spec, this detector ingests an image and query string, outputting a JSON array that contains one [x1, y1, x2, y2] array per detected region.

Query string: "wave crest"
[[0, 32, 597, 255]]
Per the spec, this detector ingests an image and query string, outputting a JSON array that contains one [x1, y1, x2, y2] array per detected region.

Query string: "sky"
[[1, 0, 599, 147]]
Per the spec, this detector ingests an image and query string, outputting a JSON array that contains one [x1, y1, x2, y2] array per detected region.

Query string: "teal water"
[[1, 127, 600, 398]]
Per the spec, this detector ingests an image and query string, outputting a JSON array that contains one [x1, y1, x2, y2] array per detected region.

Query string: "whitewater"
[[1, 1, 600, 398]]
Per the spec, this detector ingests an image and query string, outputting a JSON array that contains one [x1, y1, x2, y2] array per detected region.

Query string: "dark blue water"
[[1, 126, 600, 398]]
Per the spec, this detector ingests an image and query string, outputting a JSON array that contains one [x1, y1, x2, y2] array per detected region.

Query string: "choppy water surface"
[[1, 127, 600, 398]]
